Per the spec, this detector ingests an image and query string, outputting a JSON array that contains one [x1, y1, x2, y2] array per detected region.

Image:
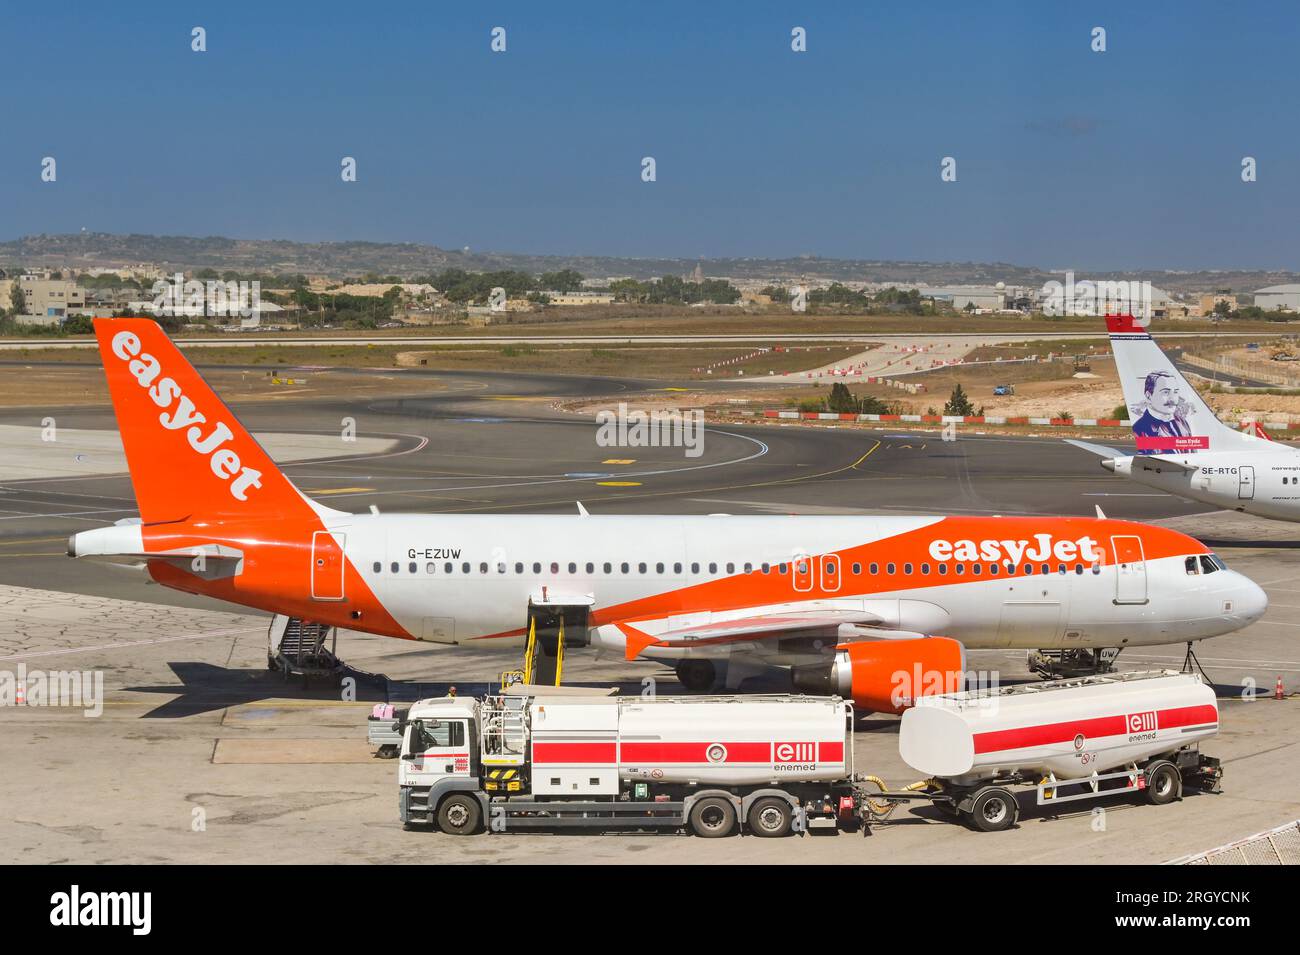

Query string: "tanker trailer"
[[897, 670, 1222, 831]]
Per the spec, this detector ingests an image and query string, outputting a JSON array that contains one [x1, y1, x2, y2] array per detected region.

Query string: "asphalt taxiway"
[[0, 363, 1296, 864]]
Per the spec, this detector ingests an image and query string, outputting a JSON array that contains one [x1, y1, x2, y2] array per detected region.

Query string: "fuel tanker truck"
[[897, 670, 1222, 831], [397, 688, 863, 836], [393, 672, 1221, 837]]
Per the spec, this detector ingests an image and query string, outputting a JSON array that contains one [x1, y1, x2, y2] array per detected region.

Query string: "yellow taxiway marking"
[[307, 487, 377, 495], [657, 388, 689, 392], [601, 458, 636, 464], [484, 395, 550, 401], [597, 481, 642, 487]]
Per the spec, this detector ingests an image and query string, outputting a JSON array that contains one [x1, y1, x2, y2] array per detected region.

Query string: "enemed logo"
[[774, 741, 816, 763], [110, 330, 262, 502], [1127, 711, 1157, 733]]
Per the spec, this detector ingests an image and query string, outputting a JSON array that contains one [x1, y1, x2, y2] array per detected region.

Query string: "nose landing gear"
[[1027, 647, 1122, 680]]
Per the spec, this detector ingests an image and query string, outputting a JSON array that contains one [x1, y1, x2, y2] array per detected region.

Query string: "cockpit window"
[[1185, 556, 1200, 575], [1199, 555, 1219, 575]]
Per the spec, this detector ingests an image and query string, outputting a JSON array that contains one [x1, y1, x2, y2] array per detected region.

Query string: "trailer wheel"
[[436, 794, 482, 835], [968, 787, 1018, 832], [689, 796, 737, 837], [1144, 761, 1182, 806], [748, 797, 793, 837], [675, 659, 716, 692]]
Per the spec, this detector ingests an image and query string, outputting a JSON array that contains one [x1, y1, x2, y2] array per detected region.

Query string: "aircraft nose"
[[1231, 573, 1268, 623]]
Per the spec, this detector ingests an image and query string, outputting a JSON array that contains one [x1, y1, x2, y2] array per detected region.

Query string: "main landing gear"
[[1027, 647, 1121, 680], [674, 659, 717, 692]]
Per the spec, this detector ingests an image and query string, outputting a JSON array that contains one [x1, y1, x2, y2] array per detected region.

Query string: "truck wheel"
[[748, 797, 793, 837], [969, 787, 1018, 832], [689, 797, 737, 837], [675, 659, 716, 692], [1144, 761, 1182, 805], [436, 794, 482, 835]]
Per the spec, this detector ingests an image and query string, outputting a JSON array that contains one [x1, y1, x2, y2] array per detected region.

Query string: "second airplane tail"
[[1106, 314, 1264, 455]]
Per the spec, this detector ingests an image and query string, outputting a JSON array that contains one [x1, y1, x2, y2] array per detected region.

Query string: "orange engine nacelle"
[[793, 637, 967, 714]]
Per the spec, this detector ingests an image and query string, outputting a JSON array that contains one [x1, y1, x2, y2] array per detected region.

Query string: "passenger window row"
[[369, 558, 1101, 577]]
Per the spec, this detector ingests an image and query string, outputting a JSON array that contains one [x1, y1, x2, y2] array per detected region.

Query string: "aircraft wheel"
[[675, 659, 716, 692]]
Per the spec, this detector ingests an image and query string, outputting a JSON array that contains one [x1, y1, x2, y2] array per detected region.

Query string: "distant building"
[[16, 275, 87, 320], [1039, 280, 1172, 320], [546, 291, 614, 306], [1199, 289, 1237, 314], [78, 264, 165, 282], [917, 283, 1033, 312], [1253, 284, 1300, 312], [328, 283, 438, 299]]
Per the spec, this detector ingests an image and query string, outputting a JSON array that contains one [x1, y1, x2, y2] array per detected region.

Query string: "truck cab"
[[399, 697, 488, 830]]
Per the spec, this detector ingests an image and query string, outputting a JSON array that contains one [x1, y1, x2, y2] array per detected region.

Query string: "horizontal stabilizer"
[[1065, 438, 1125, 459]]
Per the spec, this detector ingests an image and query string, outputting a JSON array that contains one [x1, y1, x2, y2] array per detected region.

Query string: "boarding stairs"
[[521, 615, 565, 686], [267, 614, 342, 685]]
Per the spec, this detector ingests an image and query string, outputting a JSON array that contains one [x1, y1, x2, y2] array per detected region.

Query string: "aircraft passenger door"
[[1111, 535, 1148, 605], [820, 555, 841, 593], [310, 531, 346, 601], [793, 554, 813, 592], [1238, 465, 1255, 500]]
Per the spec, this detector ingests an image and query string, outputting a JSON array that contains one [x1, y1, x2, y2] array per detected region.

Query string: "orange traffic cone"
[[1276, 676, 1285, 700]]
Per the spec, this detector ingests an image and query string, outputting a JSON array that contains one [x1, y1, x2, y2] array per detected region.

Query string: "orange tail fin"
[[94, 317, 304, 523]]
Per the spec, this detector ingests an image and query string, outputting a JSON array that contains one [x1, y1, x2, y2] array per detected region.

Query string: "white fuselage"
[[327, 513, 1263, 665], [1109, 447, 1300, 522]]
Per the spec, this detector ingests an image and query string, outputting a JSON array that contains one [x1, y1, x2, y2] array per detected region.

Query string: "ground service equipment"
[[897, 670, 1222, 831], [397, 690, 864, 837]]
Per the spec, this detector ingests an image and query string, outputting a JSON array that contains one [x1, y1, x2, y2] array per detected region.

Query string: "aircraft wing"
[[617, 609, 901, 660]]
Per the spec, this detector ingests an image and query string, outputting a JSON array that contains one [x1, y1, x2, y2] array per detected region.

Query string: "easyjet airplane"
[[69, 319, 1266, 712], [1070, 314, 1300, 523]]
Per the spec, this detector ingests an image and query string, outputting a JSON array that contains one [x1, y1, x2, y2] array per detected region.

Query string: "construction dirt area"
[[7, 332, 1300, 429]]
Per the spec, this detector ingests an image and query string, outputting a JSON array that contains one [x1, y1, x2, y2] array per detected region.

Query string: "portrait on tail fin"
[[1130, 370, 1203, 454]]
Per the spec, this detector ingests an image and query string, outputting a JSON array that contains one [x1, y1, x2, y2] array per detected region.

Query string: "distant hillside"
[[1, 233, 1295, 295]]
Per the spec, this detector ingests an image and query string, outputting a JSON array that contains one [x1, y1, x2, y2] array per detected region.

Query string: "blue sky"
[[4, 1, 1297, 269]]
